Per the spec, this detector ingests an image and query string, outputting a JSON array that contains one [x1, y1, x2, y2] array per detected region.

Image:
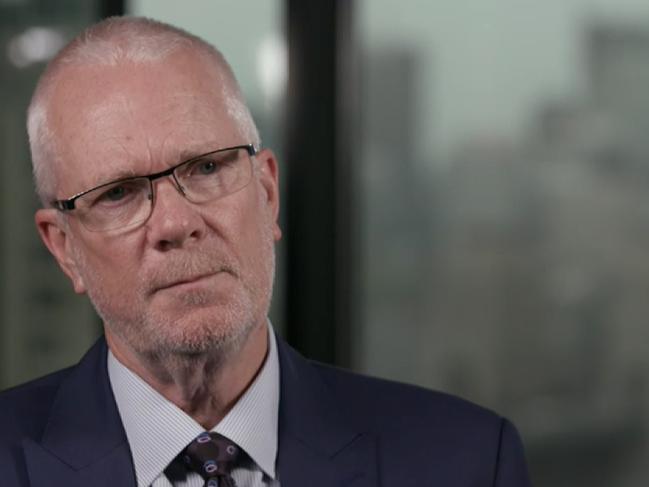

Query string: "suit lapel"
[[22, 338, 136, 487], [23, 439, 135, 487], [22, 334, 377, 486], [276, 338, 378, 487], [278, 431, 378, 487]]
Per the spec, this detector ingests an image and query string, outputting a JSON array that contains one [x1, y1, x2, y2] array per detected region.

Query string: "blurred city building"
[[358, 16, 649, 487]]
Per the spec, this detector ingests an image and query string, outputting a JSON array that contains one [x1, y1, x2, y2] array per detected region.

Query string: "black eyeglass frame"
[[51, 143, 258, 211]]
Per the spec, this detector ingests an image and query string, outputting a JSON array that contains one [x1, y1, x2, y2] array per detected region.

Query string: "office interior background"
[[2, 1, 649, 485]]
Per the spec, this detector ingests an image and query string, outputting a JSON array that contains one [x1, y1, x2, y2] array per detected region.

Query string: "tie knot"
[[183, 432, 241, 482]]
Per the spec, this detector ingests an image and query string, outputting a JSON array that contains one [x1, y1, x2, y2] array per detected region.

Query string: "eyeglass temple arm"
[[52, 199, 75, 211]]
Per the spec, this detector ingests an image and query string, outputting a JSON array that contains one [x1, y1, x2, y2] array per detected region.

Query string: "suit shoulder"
[[311, 360, 503, 430], [309, 362, 531, 484], [0, 367, 72, 440], [0, 366, 71, 405], [0, 368, 74, 485]]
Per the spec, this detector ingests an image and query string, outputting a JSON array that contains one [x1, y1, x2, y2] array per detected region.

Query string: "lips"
[[156, 272, 216, 291], [144, 254, 239, 296]]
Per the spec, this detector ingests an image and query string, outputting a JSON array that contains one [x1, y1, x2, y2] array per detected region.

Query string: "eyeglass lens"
[[75, 147, 252, 231]]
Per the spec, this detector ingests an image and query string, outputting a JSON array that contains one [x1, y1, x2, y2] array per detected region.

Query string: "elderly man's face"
[[35, 50, 281, 357]]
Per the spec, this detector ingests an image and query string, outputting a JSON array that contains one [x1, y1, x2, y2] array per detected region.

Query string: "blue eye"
[[104, 186, 127, 201], [198, 160, 217, 175], [184, 157, 223, 178], [90, 181, 143, 208]]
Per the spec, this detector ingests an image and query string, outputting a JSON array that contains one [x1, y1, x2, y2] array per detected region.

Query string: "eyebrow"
[[176, 145, 220, 162]]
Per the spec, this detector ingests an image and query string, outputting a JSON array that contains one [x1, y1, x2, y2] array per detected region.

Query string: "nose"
[[144, 177, 206, 252]]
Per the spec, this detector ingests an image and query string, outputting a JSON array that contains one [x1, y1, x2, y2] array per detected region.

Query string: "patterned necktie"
[[182, 432, 241, 487]]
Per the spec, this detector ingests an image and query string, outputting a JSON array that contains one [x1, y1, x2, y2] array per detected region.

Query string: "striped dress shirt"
[[107, 325, 280, 487]]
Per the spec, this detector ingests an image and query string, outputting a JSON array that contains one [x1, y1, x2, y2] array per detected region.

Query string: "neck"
[[106, 322, 269, 429]]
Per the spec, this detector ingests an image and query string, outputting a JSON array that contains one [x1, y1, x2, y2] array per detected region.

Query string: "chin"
[[95, 279, 270, 360], [140, 305, 259, 359]]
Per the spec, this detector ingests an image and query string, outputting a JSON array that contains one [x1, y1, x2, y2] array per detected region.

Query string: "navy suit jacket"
[[0, 336, 531, 486]]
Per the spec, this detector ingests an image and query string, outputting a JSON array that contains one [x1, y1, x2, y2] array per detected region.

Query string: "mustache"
[[144, 250, 239, 294]]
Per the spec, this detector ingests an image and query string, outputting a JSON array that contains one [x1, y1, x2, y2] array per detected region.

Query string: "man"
[[0, 16, 531, 487]]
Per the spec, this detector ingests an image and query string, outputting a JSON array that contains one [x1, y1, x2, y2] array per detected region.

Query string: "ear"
[[255, 148, 282, 241], [35, 209, 87, 293]]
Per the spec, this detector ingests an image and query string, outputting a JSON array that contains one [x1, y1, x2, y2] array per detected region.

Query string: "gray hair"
[[27, 16, 260, 205]]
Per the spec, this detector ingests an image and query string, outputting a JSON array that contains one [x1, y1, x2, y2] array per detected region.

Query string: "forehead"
[[48, 51, 246, 193]]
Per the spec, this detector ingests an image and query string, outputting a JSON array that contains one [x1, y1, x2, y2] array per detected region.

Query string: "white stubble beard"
[[69, 218, 277, 366]]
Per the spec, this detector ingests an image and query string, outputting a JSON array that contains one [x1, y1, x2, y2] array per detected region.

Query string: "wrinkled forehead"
[[47, 54, 248, 193]]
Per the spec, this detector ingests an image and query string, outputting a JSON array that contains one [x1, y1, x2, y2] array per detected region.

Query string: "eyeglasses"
[[52, 144, 257, 232]]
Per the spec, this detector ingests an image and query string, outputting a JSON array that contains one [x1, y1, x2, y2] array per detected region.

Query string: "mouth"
[[152, 271, 224, 293]]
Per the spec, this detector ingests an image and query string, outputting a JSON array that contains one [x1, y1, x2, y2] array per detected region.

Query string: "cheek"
[[208, 188, 265, 249], [77, 233, 144, 287], [207, 198, 275, 292], [236, 196, 274, 258], [239, 208, 276, 284]]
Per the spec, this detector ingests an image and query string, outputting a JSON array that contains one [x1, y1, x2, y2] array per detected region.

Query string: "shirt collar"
[[108, 323, 280, 487]]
